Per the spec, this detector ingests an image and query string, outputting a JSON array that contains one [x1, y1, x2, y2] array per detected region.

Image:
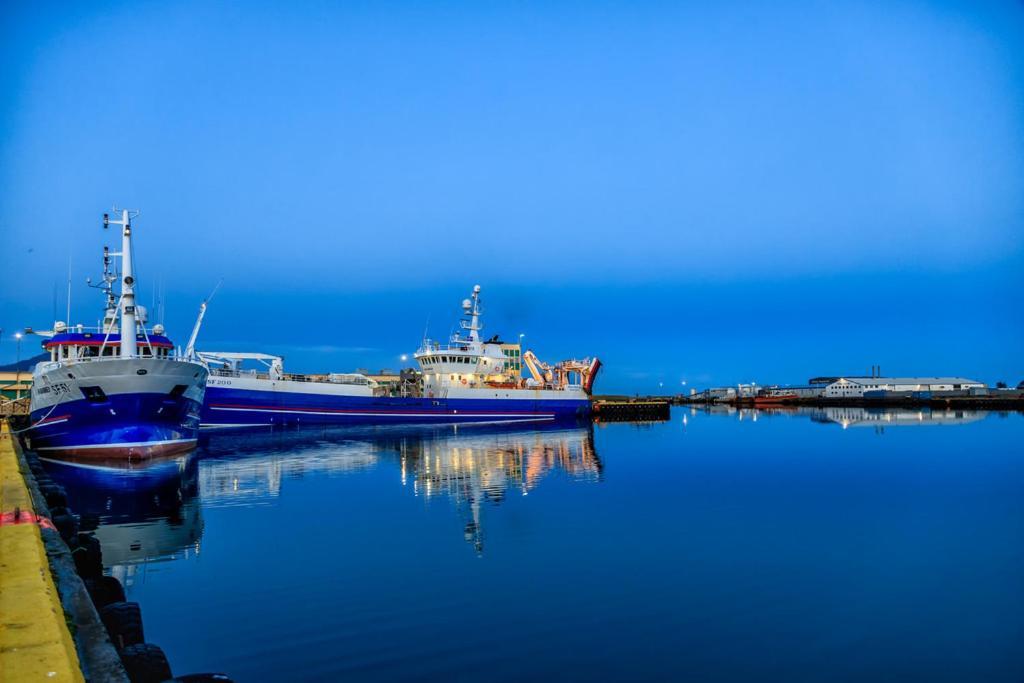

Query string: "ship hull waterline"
[[201, 386, 591, 428], [27, 358, 207, 463]]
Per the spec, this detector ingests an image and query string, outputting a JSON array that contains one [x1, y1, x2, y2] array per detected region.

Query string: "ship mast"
[[104, 209, 139, 358], [88, 245, 119, 332], [458, 285, 482, 344]]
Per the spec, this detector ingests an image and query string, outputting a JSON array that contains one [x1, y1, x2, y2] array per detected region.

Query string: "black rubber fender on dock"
[[120, 643, 173, 683], [100, 601, 145, 650], [85, 576, 126, 609], [39, 482, 68, 508], [72, 532, 103, 579], [50, 507, 79, 541]]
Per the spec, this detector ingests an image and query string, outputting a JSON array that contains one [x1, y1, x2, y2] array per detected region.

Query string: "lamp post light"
[[14, 332, 23, 400]]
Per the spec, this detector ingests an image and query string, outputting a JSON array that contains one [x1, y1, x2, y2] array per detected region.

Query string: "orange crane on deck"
[[521, 350, 601, 394]]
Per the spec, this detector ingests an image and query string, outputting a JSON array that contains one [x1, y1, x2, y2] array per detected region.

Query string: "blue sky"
[[2, 1, 1022, 392]]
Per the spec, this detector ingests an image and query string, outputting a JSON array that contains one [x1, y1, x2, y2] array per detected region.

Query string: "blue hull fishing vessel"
[[199, 286, 599, 427], [24, 209, 208, 463]]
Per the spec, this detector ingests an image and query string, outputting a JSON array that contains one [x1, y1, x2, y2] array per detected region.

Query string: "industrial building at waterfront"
[[820, 376, 986, 398], [690, 373, 991, 404]]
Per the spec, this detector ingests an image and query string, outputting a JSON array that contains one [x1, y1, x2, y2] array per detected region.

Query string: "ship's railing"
[[209, 368, 273, 380], [496, 382, 583, 392], [33, 355, 201, 374], [40, 324, 166, 336], [207, 368, 376, 387], [415, 345, 477, 355]]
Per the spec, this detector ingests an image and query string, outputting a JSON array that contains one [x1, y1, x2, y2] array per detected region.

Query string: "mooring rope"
[[10, 385, 70, 435]]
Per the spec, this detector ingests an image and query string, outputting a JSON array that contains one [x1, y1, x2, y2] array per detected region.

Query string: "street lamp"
[[14, 332, 22, 400]]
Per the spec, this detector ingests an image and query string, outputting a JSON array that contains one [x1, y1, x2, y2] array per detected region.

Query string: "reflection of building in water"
[[394, 426, 601, 554], [811, 406, 989, 429], [43, 455, 204, 590]]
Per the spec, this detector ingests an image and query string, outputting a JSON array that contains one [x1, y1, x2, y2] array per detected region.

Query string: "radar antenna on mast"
[[454, 284, 483, 344]]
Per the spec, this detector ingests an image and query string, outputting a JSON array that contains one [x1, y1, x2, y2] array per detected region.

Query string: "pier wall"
[[591, 399, 671, 422], [1, 420, 125, 682]]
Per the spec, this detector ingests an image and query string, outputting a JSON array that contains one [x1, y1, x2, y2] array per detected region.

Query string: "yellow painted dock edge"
[[0, 420, 84, 683]]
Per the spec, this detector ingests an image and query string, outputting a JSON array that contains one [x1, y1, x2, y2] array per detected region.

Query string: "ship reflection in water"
[[396, 426, 601, 553], [194, 423, 601, 554], [44, 422, 600, 574], [43, 454, 203, 590]]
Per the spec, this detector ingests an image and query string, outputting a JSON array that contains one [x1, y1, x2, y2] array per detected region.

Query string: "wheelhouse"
[[43, 331, 175, 363]]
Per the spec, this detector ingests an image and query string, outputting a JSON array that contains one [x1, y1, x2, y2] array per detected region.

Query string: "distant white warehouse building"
[[825, 377, 986, 398]]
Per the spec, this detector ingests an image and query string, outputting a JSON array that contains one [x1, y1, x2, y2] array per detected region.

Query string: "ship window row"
[[50, 345, 171, 361], [423, 355, 476, 365]]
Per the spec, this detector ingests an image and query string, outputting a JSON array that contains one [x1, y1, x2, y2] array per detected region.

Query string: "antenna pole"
[[66, 254, 72, 325]]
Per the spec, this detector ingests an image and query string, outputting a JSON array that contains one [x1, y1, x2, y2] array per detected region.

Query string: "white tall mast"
[[105, 209, 138, 358], [458, 284, 482, 343]]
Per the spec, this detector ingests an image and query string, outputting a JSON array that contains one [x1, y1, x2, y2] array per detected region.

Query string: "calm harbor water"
[[43, 407, 1024, 682]]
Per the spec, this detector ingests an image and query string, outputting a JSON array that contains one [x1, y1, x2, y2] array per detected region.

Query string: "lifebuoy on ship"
[[461, 378, 467, 385]]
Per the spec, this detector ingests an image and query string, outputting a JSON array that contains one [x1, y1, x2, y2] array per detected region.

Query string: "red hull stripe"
[[35, 439, 197, 462], [35, 414, 72, 425]]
